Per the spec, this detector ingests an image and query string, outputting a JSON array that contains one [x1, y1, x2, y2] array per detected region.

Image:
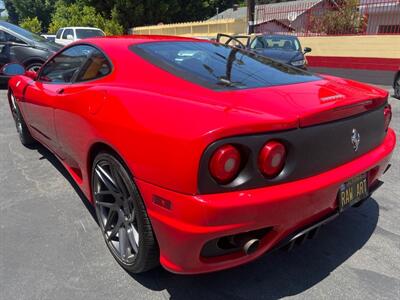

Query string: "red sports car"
[[4, 36, 396, 274]]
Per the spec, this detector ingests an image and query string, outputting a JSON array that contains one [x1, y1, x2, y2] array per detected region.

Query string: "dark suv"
[[0, 21, 61, 78]]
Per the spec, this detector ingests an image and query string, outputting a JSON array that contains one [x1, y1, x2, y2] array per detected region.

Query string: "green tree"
[[310, 0, 365, 35], [6, 0, 247, 33], [81, 0, 245, 31], [48, 0, 123, 35], [19, 16, 42, 33], [4, 0, 56, 31], [4, 0, 19, 24], [104, 8, 124, 35]]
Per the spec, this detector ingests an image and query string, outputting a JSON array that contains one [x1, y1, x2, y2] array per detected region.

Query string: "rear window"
[[76, 29, 105, 39], [130, 41, 319, 90]]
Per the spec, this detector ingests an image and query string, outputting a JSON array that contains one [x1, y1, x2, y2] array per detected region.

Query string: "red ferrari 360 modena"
[[5, 36, 396, 274]]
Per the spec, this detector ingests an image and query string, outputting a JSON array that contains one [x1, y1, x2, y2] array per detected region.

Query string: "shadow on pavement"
[[32, 143, 98, 225], [25, 100, 379, 300]]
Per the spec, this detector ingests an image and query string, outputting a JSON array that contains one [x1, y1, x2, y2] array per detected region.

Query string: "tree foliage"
[[4, 0, 56, 31], [5, 0, 248, 33], [4, 0, 20, 24], [310, 0, 365, 35], [19, 16, 42, 34], [48, 0, 123, 35], [78, 0, 245, 30]]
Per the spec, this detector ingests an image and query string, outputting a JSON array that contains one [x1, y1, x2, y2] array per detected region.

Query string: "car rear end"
[[120, 38, 396, 274], [136, 96, 394, 274]]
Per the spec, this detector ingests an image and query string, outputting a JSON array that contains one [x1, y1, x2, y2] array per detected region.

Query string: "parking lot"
[[0, 85, 399, 300]]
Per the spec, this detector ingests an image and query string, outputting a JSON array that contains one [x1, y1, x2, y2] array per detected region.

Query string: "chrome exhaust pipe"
[[243, 239, 260, 255]]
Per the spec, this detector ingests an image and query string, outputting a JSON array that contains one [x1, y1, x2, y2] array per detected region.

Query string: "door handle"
[[56, 88, 64, 94]]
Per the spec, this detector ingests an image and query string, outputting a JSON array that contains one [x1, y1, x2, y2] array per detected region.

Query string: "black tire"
[[92, 152, 159, 273], [25, 62, 43, 73], [394, 73, 400, 99], [8, 91, 35, 146]]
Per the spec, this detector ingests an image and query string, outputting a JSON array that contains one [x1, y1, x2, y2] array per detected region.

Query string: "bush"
[[20, 16, 42, 34], [48, 0, 123, 35]]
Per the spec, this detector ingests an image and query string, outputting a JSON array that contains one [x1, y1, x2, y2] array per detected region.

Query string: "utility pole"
[[247, 0, 256, 34]]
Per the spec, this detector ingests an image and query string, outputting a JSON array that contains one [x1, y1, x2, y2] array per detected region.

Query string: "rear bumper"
[[136, 129, 396, 274]]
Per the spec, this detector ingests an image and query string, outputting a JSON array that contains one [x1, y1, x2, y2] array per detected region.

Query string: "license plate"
[[338, 173, 369, 211]]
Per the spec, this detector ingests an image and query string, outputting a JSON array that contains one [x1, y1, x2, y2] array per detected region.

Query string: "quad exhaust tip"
[[243, 239, 260, 255]]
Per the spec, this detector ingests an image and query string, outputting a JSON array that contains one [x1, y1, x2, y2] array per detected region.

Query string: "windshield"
[[130, 41, 319, 90], [76, 29, 105, 39], [2, 22, 47, 42], [252, 36, 301, 51]]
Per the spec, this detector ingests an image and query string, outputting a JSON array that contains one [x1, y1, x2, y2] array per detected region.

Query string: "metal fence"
[[255, 0, 400, 36]]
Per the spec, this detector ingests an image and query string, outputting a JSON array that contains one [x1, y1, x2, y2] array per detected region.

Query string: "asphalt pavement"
[[308, 68, 396, 87], [0, 85, 399, 300]]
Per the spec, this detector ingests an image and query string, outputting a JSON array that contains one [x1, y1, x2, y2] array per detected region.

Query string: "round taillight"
[[209, 144, 241, 184], [258, 141, 286, 178], [384, 105, 392, 131]]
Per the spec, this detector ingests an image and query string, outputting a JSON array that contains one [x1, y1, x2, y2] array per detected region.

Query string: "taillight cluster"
[[384, 104, 392, 131], [209, 141, 287, 184]]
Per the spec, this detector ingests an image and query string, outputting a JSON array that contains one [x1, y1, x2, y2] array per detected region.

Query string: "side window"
[[75, 47, 111, 82], [62, 29, 73, 39], [38, 45, 93, 83], [0, 30, 26, 44], [56, 29, 63, 39]]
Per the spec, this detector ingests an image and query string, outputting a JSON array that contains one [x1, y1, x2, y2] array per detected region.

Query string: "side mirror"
[[1, 63, 25, 76], [304, 47, 312, 54], [25, 70, 37, 80], [67, 34, 74, 40]]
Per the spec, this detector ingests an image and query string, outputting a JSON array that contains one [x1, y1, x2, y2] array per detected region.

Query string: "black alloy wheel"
[[92, 152, 159, 273], [8, 91, 35, 146], [26, 62, 43, 73]]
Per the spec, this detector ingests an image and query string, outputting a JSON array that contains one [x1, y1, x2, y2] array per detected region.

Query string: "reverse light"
[[209, 144, 241, 184], [384, 105, 392, 131], [258, 141, 286, 178]]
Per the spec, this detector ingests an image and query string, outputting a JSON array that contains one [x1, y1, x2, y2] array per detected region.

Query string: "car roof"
[[0, 21, 23, 32], [262, 34, 298, 39], [60, 27, 104, 30], [0, 21, 12, 28]]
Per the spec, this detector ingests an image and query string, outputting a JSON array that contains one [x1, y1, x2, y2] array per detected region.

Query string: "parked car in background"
[[394, 67, 400, 99], [0, 21, 61, 77], [217, 33, 311, 69], [41, 34, 56, 43], [4, 36, 395, 274], [55, 27, 105, 45]]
